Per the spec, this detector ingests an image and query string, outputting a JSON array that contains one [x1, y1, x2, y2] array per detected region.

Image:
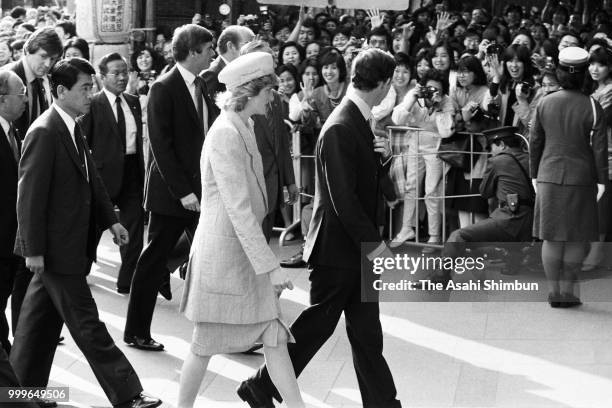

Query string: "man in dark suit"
[[201, 25, 254, 99], [124, 24, 218, 351], [2, 27, 63, 336], [239, 49, 402, 408], [10, 58, 161, 408], [241, 41, 298, 242], [0, 71, 27, 355], [79, 52, 145, 294]]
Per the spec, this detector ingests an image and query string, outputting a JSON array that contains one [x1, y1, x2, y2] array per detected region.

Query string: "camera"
[[418, 86, 438, 100], [138, 70, 156, 81], [486, 102, 500, 119], [519, 81, 532, 96], [486, 42, 504, 56]]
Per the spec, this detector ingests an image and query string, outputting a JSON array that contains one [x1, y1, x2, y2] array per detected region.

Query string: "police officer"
[[430, 126, 535, 283]]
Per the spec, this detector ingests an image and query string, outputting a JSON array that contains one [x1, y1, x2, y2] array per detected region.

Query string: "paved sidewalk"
[[17, 232, 612, 408]]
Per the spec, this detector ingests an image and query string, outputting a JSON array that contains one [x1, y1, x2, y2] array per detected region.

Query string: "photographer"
[[390, 69, 455, 249], [483, 44, 539, 134]]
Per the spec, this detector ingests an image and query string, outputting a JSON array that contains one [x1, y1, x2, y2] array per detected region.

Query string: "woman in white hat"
[[177, 52, 304, 408]]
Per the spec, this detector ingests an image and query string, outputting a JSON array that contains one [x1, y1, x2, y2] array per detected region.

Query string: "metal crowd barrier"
[[276, 126, 526, 249]]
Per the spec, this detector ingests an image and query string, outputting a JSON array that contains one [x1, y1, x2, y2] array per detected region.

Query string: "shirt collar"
[[103, 87, 123, 105], [176, 62, 197, 86], [53, 103, 76, 137], [346, 89, 372, 122], [22, 57, 36, 84], [0, 115, 10, 136]]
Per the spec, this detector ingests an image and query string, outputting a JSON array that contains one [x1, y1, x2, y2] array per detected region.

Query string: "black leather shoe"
[[115, 393, 162, 408], [280, 250, 305, 268], [559, 293, 582, 308], [236, 380, 275, 408], [159, 280, 172, 300], [117, 286, 130, 294], [34, 398, 57, 408], [124, 334, 164, 351]]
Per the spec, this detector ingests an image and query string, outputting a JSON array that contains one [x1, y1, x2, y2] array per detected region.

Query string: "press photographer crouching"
[[426, 126, 534, 284]]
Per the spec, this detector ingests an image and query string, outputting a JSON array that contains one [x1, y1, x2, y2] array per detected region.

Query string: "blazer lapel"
[[98, 93, 121, 141], [227, 112, 268, 210], [52, 109, 88, 180], [0, 126, 18, 169], [170, 67, 202, 132]]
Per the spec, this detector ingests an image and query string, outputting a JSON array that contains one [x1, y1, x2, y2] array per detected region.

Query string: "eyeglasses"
[[0, 91, 27, 97], [106, 72, 129, 78]]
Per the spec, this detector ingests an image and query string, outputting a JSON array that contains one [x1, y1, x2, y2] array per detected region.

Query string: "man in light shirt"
[[79, 52, 145, 295]]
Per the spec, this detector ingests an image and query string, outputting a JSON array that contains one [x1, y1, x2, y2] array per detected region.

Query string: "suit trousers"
[[0, 256, 22, 354], [249, 265, 401, 408], [9, 258, 31, 341], [124, 212, 197, 338], [114, 156, 145, 290], [9, 272, 143, 405]]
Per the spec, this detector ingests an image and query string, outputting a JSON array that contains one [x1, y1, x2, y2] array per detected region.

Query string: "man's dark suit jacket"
[[14, 107, 117, 275], [253, 91, 295, 214], [2, 59, 39, 137], [78, 91, 145, 199], [200, 56, 226, 100], [144, 65, 219, 218], [303, 99, 390, 272], [0, 125, 20, 257]]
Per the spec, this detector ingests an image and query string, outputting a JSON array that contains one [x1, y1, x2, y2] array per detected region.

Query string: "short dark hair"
[[276, 63, 301, 93], [352, 48, 396, 91], [394, 52, 412, 74], [130, 46, 164, 74], [319, 48, 347, 83], [456, 55, 488, 87], [10, 39, 25, 52], [300, 56, 321, 86], [428, 39, 458, 72], [10, 6, 26, 20], [63, 37, 90, 61], [301, 19, 320, 40], [55, 21, 76, 38], [367, 26, 392, 48], [556, 65, 586, 91], [98, 52, 127, 75], [24, 27, 63, 57], [50, 57, 95, 98], [278, 41, 305, 66], [172, 24, 213, 63], [420, 68, 450, 95]]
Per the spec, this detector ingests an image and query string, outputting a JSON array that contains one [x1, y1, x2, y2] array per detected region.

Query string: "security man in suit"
[[79, 52, 145, 294], [2, 26, 63, 336], [124, 24, 218, 352], [11, 58, 161, 408], [0, 71, 27, 354], [434, 126, 534, 282]]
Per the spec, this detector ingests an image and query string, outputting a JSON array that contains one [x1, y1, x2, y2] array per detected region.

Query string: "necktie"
[[8, 125, 19, 161], [30, 78, 48, 122], [74, 125, 87, 178], [194, 77, 204, 129], [115, 96, 126, 153]]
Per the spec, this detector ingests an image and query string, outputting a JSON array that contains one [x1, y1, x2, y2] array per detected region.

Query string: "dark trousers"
[[0, 256, 22, 354], [113, 156, 144, 290], [10, 259, 32, 340], [124, 212, 196, 339], [249, 265, 401, 408], [9, 272, 142, 405]]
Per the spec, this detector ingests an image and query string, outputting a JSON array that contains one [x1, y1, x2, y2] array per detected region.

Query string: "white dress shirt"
[[0, 115, 11, 147], [102, 88, 138, 155], [176, 62, 209, 133], [53, 103, 88, 180]]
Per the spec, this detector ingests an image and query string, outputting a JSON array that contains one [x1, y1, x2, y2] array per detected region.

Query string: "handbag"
[[437, 132, 483, 170]]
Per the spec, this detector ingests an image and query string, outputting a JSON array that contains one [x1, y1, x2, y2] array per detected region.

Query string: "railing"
[[276, 126, 526, 249]]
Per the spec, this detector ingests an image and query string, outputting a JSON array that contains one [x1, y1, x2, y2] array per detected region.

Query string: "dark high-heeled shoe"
[[548, 293, 562, 308], [559, 293, 582, 308]]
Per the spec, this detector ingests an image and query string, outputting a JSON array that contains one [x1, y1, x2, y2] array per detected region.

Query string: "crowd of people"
[[1, 1, 612, 407]]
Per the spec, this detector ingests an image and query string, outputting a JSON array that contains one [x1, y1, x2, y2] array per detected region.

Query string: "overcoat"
[[180, 110, 280, 324]]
